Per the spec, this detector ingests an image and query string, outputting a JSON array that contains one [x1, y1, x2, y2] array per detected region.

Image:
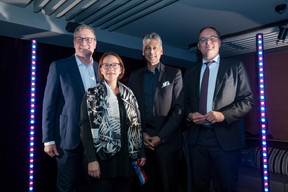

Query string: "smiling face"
[[73, 28, 96, 58], [99, 55, 122, 84], [143, 39, 163, 66], [197, 28, 221, 61]]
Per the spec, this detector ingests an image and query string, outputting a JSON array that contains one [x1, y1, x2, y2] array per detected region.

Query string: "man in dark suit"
[[129, 32, 184, 192], [42, 24, 98, 192], [184, 27, 254, 192]]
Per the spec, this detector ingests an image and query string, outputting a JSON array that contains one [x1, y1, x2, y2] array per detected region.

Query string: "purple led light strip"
[[256, 33, 269, 192], [28, 40, 37, 192]]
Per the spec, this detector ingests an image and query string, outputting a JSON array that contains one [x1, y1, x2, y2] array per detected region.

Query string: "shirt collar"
[[145, 62, 161, 74], [75, 54, 94, 67], [202, 54, 220, 65]]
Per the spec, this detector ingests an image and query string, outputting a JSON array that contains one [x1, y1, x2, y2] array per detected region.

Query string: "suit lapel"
[[68, 56, 85, 94], [138, 68, 146, 106], [154, 63, 164, 104], [194, 64, 202, 99], [93, 61, 100, 82], [213, 59, 228, 101]]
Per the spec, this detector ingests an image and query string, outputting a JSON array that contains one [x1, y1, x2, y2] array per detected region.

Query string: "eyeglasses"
[[199, 36, 219, 43], [74, 37, 95, 44], [102, 63, 120, 69]]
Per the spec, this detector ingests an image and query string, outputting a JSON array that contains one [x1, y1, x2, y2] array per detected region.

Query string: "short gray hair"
[[142, 32, 162, 49], [73, 24, 96, 40]]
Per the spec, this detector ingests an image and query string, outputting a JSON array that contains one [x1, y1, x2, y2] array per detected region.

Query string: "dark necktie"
[[199, 61, 214, 115]]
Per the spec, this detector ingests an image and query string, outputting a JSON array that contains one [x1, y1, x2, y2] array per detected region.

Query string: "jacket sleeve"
[[42, 62, 59, 143], [219, 62, 254, 125], [183, 67, 195, 117], [79, 93, 98, 163]]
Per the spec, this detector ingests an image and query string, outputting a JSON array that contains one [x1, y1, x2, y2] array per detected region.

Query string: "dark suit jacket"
[[184, 59, 254, 151], [129, 63, 184, 153], [42, 55, 98, 150]]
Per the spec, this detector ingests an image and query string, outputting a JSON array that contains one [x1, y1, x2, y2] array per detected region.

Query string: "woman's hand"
[[138, 158, 146, 167], [88, 161, 101, 179]]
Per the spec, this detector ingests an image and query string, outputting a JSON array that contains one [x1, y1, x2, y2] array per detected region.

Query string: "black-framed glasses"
[[102, 63, 120, 69], [199, 36, 219, 43], [74, 37, 95, 44]]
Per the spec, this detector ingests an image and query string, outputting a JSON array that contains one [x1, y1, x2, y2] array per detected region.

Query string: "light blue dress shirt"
[[200, 55, 220, 113], [75, 54, 97, 91]]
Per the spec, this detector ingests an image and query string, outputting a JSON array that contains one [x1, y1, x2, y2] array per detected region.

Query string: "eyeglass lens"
[[103, 63, 119, 69], [75, 37, 94, 43], [199, 36, 219, 43]]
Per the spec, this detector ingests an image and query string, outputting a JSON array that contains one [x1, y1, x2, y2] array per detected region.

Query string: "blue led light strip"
[[256, 34, 269, 192], [28, 40, 37, 192]]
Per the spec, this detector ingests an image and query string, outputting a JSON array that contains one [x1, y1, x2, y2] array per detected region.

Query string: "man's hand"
[[44, 144, 59, 157], [143, 132, 154, 150], [205, 111, 225, 124], [188, 112, 206, 124], [143, 132, 162, 150], [149, 136, 161, 148], [88, 161, 101, 179]]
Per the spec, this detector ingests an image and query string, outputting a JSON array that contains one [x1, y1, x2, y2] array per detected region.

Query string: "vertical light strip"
[[256, 33, 269, 192], [29, 40, 37, 192]]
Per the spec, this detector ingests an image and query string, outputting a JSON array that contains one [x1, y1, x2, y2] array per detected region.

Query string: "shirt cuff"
[[44, 141, 55, 146]]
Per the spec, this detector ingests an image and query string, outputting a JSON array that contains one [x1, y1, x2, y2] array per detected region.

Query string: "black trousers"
[[141, 148, 180, 192], [56, 144, 87, 192], [188, 128, 239, 192]]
